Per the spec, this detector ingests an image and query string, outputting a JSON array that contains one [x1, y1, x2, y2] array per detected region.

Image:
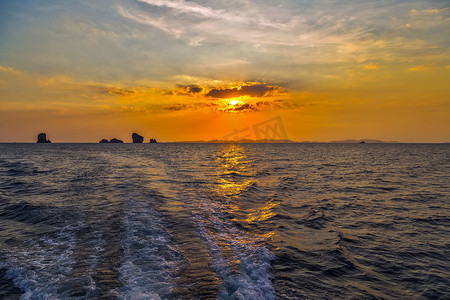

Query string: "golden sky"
[[0, 0, 449, 142]]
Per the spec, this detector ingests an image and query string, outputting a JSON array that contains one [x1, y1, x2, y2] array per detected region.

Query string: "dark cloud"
[[240, 84, 281, 97], [234, 103, 251, 111], [205, 83, 285, 98], [172, 85, 203, 96], [205, 87, 238, 98], [167, 82, 285, 99], [109, 87, 137, 96], [186, 85, 203, 93]]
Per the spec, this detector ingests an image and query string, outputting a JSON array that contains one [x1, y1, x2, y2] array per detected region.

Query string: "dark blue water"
[[0, 143, 449, 299]]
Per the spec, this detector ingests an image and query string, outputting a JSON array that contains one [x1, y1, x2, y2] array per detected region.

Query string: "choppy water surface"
[[0, 143, 449, 299]]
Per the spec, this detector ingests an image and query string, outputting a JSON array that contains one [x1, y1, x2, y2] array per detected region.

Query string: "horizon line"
[[1, 140, 449, 144]]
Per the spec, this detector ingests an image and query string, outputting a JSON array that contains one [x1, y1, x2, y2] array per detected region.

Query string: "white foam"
[[0, 227, 77, 299], [190, 197, 276, 300], [0, 222, 107, 299], [117, 195, 184, 299]]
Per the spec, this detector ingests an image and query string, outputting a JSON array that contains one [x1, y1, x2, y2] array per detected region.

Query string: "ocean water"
[[0, 143, 448, 299]]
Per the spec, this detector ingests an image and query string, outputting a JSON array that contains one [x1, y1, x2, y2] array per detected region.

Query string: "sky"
[[0, 0, 449, 142]]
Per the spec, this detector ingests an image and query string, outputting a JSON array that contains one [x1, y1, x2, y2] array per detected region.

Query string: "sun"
[[216, 98, 248, 113]]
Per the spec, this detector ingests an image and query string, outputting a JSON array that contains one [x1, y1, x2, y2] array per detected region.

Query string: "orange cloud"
[[363, 64, 378, 70], [164, 99, 298, 113], [0, 65, 14, 72], [408, 64, 433, 71], [109, 87, 137, 96], [173, 84, 203, 96], [218, 99, 298, 113], [205, 82, 285, 98]]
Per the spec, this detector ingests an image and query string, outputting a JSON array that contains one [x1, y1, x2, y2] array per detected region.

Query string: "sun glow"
[[215, 98, 248, 113]]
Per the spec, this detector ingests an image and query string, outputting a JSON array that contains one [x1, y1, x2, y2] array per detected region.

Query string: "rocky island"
[[99, 138, 123, 143], [37, 133, 51, 143], [98, 134, 156, 143], [132, 133, 144, 143], [109, 138, 123, 143]]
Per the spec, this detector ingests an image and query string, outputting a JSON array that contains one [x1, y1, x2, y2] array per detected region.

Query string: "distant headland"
[[327, 139, 399, 144], [172, 139, 400, 144]]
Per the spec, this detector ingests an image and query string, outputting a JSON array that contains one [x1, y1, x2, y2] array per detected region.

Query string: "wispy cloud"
[[116, 0, 450, 73], [109, 87, 138, 96], [117, 0, 365, 49], [363, 64, 378, 70], [136, 0, 286, 29], [0, 65, 14, 72], [36, 76, 149, 99], [408, 64, 434, 71], [117, 5, 184, 37], [410, 8, 449, 17], [137, 0, 242, 23]]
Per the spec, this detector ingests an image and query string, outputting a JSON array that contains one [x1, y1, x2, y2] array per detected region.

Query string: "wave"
[[0, 225, 81, 299]]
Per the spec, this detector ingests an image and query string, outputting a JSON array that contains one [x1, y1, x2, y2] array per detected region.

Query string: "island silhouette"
[[97, 133, 157, 143], [37, 133, 51, 143], [132, 133, 144, 143]]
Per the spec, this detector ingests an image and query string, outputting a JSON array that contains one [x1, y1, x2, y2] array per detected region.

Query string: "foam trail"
[[0, 226, 78, 299], [117, 195, 185, 299], [190, 198, 276, 300]]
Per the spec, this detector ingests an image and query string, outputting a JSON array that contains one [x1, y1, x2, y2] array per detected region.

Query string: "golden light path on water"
[[215, 145, 278, 223], [206, 145, 277, 273]]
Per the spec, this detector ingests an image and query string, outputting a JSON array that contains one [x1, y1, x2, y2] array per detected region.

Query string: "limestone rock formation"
[[37, 133, 51, 143], [99, 139, 109, 143], [149, 138, 157, 143], [132, 133, 144, 143], [109, 138, 123, 143]]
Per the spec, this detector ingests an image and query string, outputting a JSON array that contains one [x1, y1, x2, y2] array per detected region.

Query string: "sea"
[[0, 143, 448, 299]]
